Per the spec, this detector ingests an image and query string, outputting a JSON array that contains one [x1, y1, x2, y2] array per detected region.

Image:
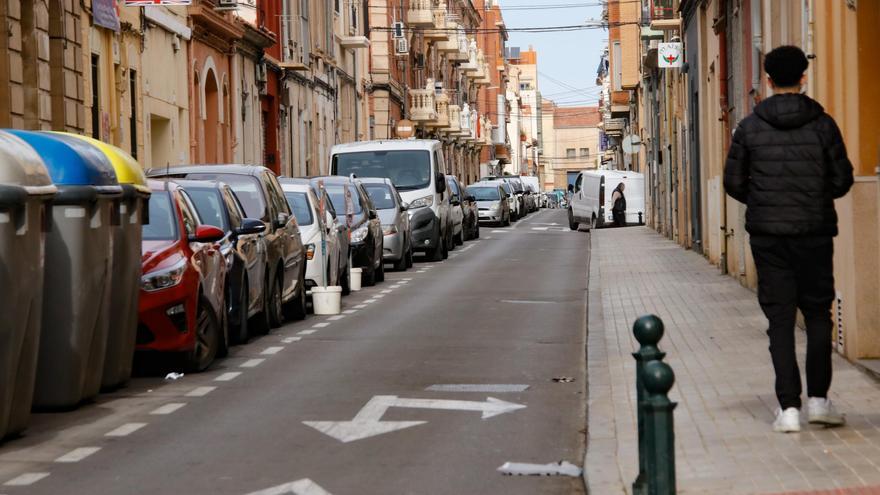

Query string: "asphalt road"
[[0, 208, 590, 495]]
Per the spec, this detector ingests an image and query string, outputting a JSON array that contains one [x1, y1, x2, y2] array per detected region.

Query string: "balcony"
[[426, 91, 450, 129], [340, 36, 370, 49], [460, 47, 481, 73], [407, 0, 435, 27], [409, 89, 437, 122], [437, 25, 460, 53], [425, 2, 449, 42], [447, 105, 461, 133]]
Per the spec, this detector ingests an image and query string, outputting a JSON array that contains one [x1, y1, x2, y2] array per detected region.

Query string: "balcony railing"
[[429, 91, 450, 128], [407, 0, 435, 27], [425, 2, 449, 41], [447, 105, 461, 133], [409, 89, 437, 122]]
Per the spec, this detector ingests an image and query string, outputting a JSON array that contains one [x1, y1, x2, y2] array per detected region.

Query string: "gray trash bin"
[[50, 133, 151, 390], [10, 131, 121, 409], [0, 131, 56, 439]]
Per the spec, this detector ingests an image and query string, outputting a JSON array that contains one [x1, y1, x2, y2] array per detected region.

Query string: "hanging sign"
[[92, 0, 120, 31], [658, 42, 683, 68]]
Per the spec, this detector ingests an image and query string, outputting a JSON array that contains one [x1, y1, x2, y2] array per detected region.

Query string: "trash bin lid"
[[50, 133, 150, 195], [7, 130, 119, 190], [0, 130, 57, 196]]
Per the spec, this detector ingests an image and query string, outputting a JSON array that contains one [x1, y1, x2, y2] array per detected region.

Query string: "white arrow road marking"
[[244, 478, 332, 495], [426, 384, 530, 393], [304, 395, 526, 443]]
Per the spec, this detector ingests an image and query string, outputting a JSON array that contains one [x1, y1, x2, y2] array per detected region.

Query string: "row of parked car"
[[0, 134, 542, 441]]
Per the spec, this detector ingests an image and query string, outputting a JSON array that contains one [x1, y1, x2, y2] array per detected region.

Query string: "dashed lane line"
[[327, 315, 345, 321], [215, 372, 242, 382], [150, 403, 186, 415], [381, 290, 393, 294], [363, 299, 377, 303], [54, 447, 101, 463], [297, 330, 317, 336], [343, 309, 357, 314], [186, 386, 217, 397], [353, 304, 368, 309], [261, 346, 284, 355], [373, 294, 385, 299], [312, 322, 330, 328], [282, 337, 302, 343], [241, 358, 266, 367], [105, 423, 147, 437], [3, 473, 50, 486]]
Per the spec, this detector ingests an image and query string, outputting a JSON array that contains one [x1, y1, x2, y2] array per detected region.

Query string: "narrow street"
[[0, 209, 589, 495]]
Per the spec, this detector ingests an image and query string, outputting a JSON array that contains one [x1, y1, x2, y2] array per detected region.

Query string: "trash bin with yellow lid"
[[8, 130, 121, 409], [50, 133, 150, 390], [0, 131, 57, 439]]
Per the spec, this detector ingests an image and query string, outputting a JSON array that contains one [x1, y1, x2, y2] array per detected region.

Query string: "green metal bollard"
[[643, 360, 677, 495], [632, 315, 666, 495]]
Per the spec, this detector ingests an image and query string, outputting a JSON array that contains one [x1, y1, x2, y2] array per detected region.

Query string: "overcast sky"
[[499, 1, 606, 107]]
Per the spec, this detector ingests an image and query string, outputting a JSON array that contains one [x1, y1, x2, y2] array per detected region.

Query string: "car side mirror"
[[435, 173, 446, 194], [400, 202, 410, 212], [190, 225, 225, 243], [234, 218, 266, 236], [368, 209, 378, 220], [274, 212, 289, 228]]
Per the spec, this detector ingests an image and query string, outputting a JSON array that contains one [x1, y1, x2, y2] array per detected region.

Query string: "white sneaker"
[[807, 397, 845, 426], [773, 407, 801, 433]]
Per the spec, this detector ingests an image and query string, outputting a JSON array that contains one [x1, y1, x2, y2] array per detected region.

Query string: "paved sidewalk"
[[585, 227, 880, 494]]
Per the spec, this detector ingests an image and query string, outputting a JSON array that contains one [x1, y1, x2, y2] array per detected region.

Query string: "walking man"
[[724, 46, 853, 433]]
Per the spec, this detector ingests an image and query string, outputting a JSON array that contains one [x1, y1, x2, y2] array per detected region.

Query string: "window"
[[580, 148, 589, 157], [176, 191, 199, 237], [300, 0, 310, 58], [285, 192, 314, 226], [612, 41, 622, 91], [333, 151, 432, 191], [265, 173, 291, 217], [143, 191, 178, 240], [363, 184, 396, 210], [187, 189, 229, 231], [221, 187, 244, 228], [91, 54, 100, 139], [566, 148, 576, 159], [129, 69, 137, 159], [334, 0, 339, 13], [186, 173, 268, 221], [350, 2, 358, 34]]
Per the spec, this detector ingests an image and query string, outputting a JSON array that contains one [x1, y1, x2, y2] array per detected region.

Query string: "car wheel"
[[184, 298, 220, 372], [376, 258, 386, 282], [363, 264, 376, 286], [230, 278, 249, 345], [283, 273, 307, 321], [250, 275, 272, 336], [393, 251, 407, 271], [503, 213, 511, 227], [474, 223, 480, 239], [441, 236, 449, 259], [268, 272, 284, 329], [429, 233, 444, 262], [568, 209, 579, 231], [591, 215, 598, 230], [405, 244, 414, 268], [341, 263, 351, 295], [455, 229, 464, 246]]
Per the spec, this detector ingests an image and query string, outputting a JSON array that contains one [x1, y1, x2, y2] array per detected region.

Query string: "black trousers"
[[750, 236, 836, 410], [612, 210, 625, 227]]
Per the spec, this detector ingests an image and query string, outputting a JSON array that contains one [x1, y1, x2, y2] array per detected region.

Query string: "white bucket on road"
[[350, 268, 363, 292], [311, 286, 342, 315]]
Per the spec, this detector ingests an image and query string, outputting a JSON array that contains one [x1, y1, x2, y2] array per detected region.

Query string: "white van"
[[330, 140, 453, 261], [569, 170, 645, 230]]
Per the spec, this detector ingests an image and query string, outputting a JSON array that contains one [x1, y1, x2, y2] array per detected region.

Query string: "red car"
[[137, 180, 233, 371]]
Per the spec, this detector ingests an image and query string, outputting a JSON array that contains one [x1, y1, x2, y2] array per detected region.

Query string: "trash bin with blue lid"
[[0, 131, 57, 439], [8, 130, 122, 409], [51, 133, 151, 390]]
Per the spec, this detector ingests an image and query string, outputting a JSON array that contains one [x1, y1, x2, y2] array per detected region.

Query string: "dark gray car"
[[360, 178, 413, 271]]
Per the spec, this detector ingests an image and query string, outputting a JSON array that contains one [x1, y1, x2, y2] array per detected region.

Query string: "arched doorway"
[[204, 68, 219, 163]]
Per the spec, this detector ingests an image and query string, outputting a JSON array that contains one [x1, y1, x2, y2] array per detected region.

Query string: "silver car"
[[468, 182, 511, 227], [360, 178, 413, 271]]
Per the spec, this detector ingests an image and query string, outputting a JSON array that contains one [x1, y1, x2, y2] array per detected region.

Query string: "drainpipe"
[[716, 0, 731, 275]]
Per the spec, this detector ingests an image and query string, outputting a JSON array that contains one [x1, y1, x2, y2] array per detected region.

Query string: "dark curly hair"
[[764, 45, 809, 87]]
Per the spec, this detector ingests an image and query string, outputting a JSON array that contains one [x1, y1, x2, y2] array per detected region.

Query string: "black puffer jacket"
[[723, 93, 853, 236]]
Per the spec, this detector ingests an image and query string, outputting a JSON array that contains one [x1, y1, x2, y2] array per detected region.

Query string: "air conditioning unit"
[[256, 62, 268, 83], [216, 0, 237, 10], [395, 38, 409, 56], [392, 21, 405, 39]]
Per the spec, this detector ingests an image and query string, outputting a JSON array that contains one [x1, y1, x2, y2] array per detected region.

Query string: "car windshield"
[[184, 173, 267, 220], [467, 186, 500, 201], [325, 184, 364, 218], [333, 150, 431, 191], [186, 188, 228, 231], [143, 191, 178, 240], [284, 192, 314, 226], [363, 184, 396, 210]]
